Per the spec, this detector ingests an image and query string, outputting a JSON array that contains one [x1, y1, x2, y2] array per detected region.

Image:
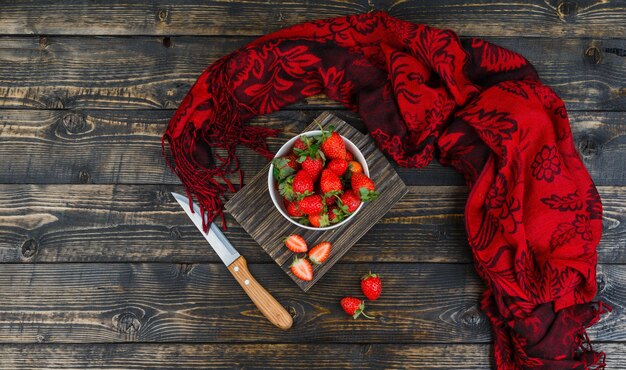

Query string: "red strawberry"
[[327, 158, 348, 176], [308, 242, 331, 264], [293, 136, 309, 152], [324, 195, 336, 206], [320, 169, 343, 196], [292, 170, 314, 198], [340, 297, 374, 319], [328, 206, 345, 224], [308, 212, 329, 228], [321, 132, 346, 160], [351, 173, 378, 201], [301, 156, 324, 181], [347, 160, 363, 174], [290, 256, 313, 281], [284, 198, 303, 217], [361, 271, 382, 300], [338, 190, 361, 213], [345, 151, 354, 161], [284, 234, 308, 253], [299, 194, 324, 215]]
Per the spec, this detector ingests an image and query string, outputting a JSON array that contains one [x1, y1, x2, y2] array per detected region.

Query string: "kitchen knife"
[[172, 192, 293, 330]]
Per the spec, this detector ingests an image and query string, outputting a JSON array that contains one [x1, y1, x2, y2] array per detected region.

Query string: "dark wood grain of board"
[[225, 112, 408, 291], [0, 1, 624, 37], [0, 36, 623, 110], [0, 262, 624, 344]]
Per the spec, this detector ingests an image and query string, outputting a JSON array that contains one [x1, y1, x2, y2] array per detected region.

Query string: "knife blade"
[[172, 192, 293, 330], [172, 192, 240, 266]]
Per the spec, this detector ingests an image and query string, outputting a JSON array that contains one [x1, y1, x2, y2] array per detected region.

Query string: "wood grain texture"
[[1, 109, 624, 186], [0, 1, 624, 37], [0, 262, 623, 344], [0, 184, 623, 264], [225, 112, 408, 291], [0, 36, 623, 110], [0, 342, 616, 369]]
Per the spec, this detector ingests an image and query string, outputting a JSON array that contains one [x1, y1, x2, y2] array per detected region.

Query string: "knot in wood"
[[585, 46, 602, 65], [21, 238, 38, 260], [78, 169, 91, 183], [157, 8, 169, 22], [459, 305, 483, 327], [38, 36, 49, 49], [169, 226, 182, 240], [596, 273, 607, 293], [577, 135, 599, 158], [62, 112, 86, 134], [556, 0, 578, 21], [114, 312, 141, 334], [162, 36, 172, 48]]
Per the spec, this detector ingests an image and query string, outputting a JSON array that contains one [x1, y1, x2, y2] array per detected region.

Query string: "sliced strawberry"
[[290, 256, 313, 281], [284, 234, 308, 253], [308, 242, 331, 264]]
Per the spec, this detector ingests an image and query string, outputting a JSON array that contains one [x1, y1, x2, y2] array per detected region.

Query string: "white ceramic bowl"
[[268, 130, 370, 231]]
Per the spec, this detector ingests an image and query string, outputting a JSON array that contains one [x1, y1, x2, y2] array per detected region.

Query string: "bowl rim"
[[268, 130, 369, 231]]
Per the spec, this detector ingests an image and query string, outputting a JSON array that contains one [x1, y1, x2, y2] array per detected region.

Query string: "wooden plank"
[[0, 1, 623, 37], [0, 109, 624, 186], [0, 342, 622, 369], [226, 112, 408, 291], [0, 262, 623, 343], [0, 185, 623, 264], [0, 36, 623, 110]]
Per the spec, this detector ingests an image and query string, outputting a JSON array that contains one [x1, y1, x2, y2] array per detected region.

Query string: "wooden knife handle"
[[227, 256, 293, 330]]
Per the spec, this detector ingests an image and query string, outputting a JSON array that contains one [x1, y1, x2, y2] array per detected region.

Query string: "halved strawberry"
[[284, 234, 307, 253], [351, 173, 378, 201], [308, 242, 331, 264], [290, 256, 313, 281]]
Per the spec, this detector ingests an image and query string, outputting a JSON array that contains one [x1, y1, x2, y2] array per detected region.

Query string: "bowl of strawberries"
[[269, 125, 378, 230]]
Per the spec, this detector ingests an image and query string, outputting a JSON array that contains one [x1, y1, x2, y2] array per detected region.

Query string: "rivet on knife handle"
[[227, 256, 293, 330]]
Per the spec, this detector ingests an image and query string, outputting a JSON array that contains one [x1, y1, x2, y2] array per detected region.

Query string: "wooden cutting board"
[[225, 112, 408, 291]]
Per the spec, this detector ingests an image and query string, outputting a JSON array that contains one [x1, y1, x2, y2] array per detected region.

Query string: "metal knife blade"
[[172, 192, 240, 266]]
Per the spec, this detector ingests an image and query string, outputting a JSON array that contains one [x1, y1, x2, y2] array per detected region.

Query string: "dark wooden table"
[[0, 1, 624, 368]]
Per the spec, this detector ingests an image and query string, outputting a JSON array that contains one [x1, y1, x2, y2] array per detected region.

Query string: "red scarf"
[[163, 11, 609, 369]]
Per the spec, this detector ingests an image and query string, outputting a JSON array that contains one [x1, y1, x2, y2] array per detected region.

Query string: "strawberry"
[[292, 170, 314, 199], [327, 158, 348, 176], [345, 151, 354, 161], [347, 160, 363, 174], [284, 198, 304, 217], [284, 234, 308, 253], [308, 212, 329, 228], [272, 155, 297, 182], [321, 131, 346, 160], [351, 173, 378, 201], [324, 194, 336, 206], [308, 242, 331, 264], [293, 136, 309, 152], [340, 297, 374, 319], [290, 256, 313, 281], [299, 194, 324, 215], [328, 206, 345, 224], [361, 271, 382, 300], [278, 175, 295, 201], [338, 190, 361, 213], [320, 169, 343, 197], [300, 156, 324, 181]]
